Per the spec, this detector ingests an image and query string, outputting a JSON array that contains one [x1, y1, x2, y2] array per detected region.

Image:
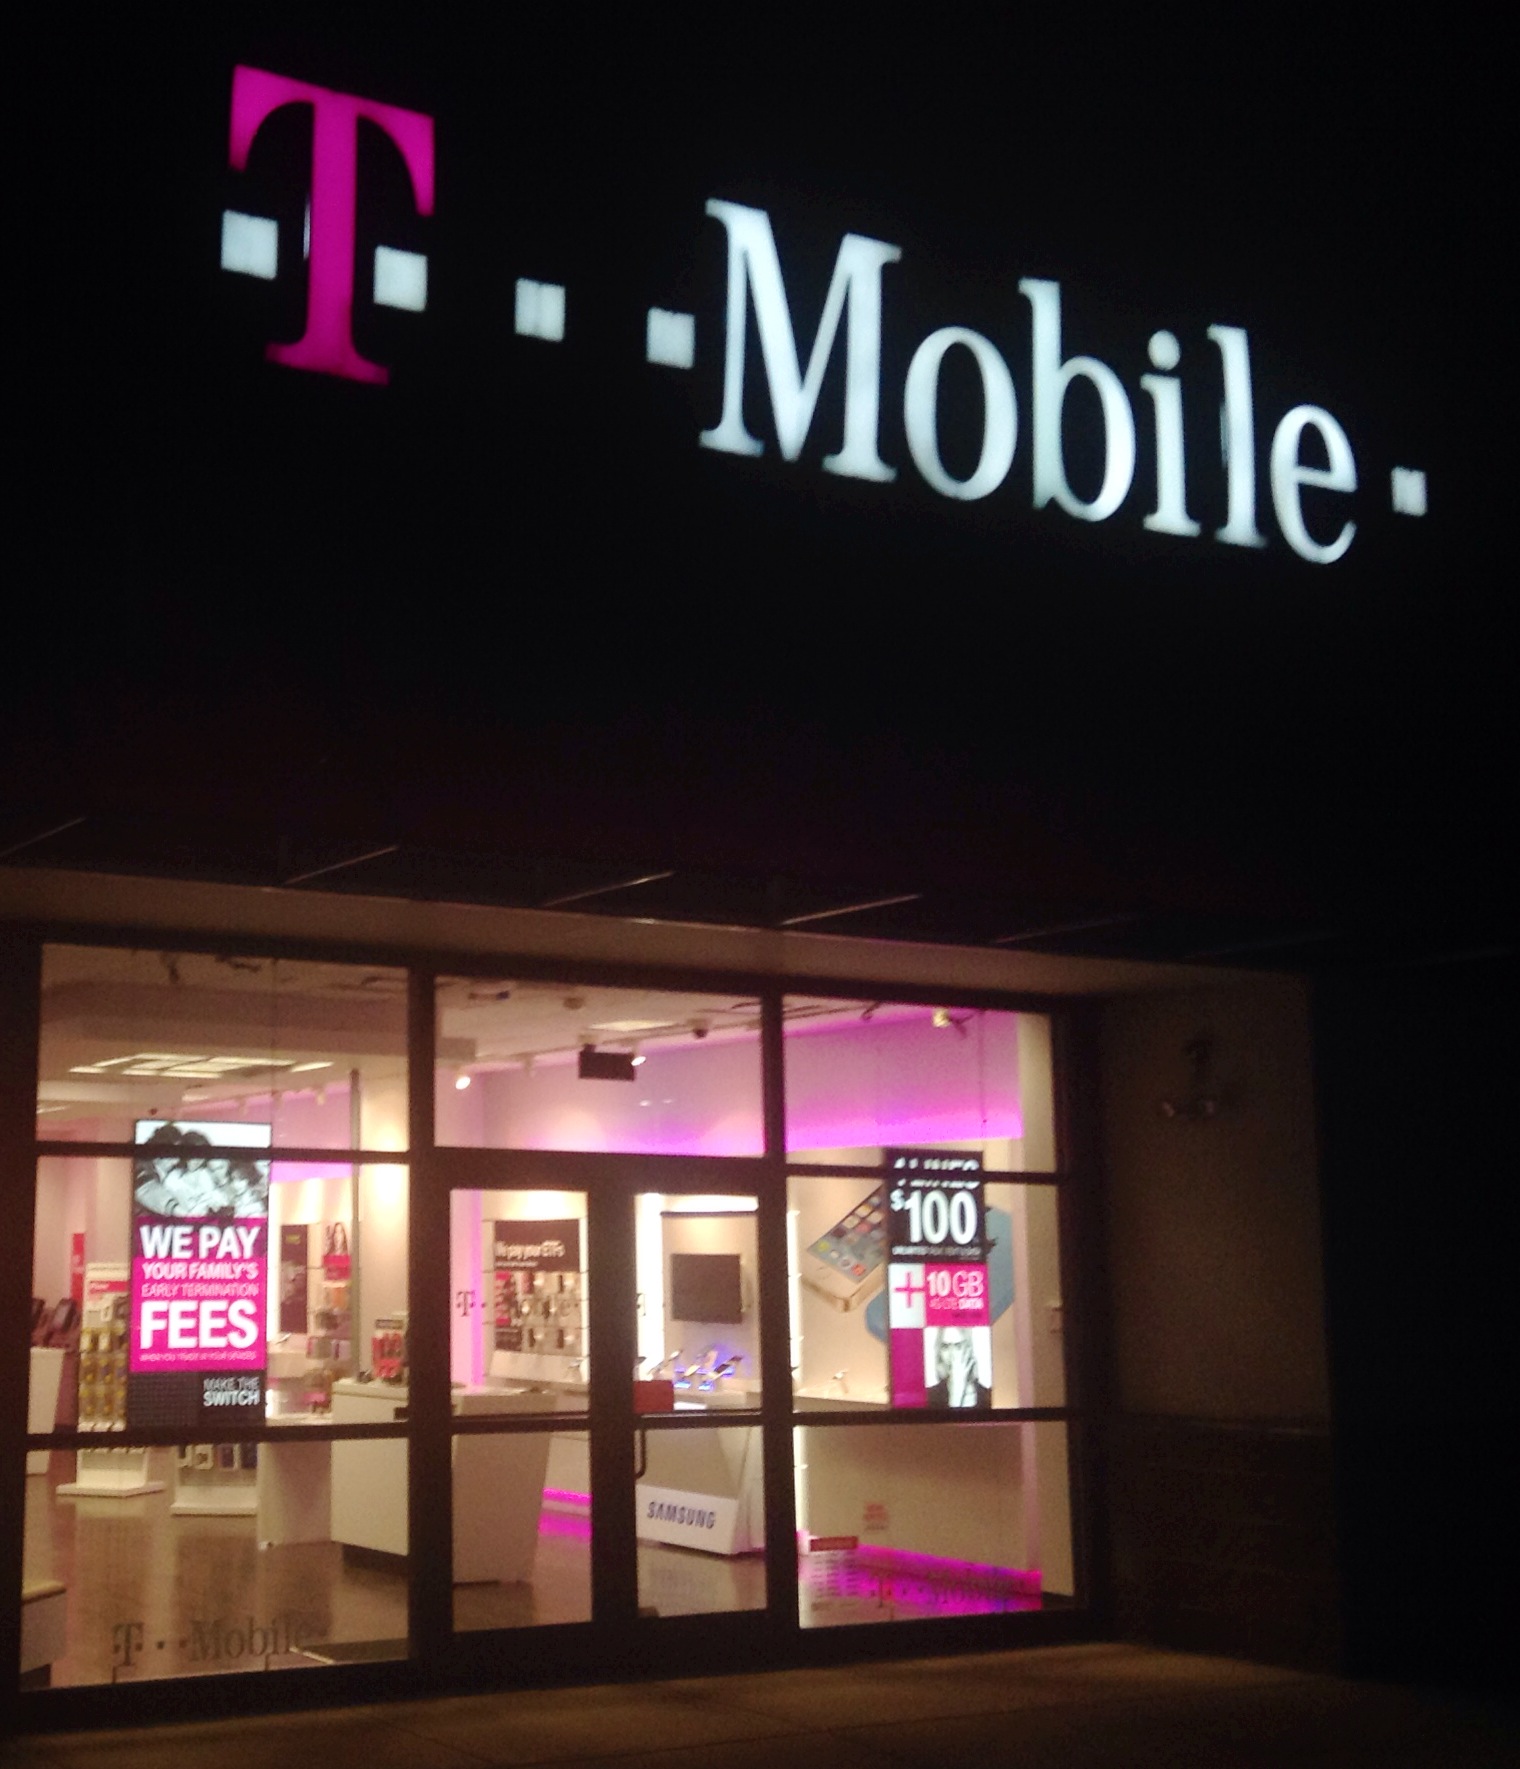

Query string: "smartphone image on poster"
[[802, 1185, 888, 1312]]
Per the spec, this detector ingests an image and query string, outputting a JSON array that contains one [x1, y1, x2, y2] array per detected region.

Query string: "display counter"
[[329, 1380, 408, 1558], [329, 1381, 554, 1582], [792, 1387, 888, 1412], [257, 1413, 333, 1547]]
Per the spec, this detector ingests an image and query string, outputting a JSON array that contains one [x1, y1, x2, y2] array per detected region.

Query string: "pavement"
[[6, 1643, 1517, 1768]]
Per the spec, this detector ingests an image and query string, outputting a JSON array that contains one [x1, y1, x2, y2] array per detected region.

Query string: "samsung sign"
[[221, 65, 1428, 567]]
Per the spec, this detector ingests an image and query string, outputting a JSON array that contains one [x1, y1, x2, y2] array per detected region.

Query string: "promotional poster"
[[492, 1219, 582, 1356], [277, 1223, 308, 1336], [884, 1150, 991, 1408], [128, 1120, 272, 1429]]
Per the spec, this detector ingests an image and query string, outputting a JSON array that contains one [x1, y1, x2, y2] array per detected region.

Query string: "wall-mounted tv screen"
[[669, 1252, 743, 1323]]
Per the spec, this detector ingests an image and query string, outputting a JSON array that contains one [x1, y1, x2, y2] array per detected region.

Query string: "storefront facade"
[[6, 867, 1273, 1723]]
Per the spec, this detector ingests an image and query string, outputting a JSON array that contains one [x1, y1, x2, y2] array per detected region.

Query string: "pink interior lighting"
[[800, 1536, 1042, 1618], [437, 1005, 1023, 1158], [540, 1488, 592, 1545]]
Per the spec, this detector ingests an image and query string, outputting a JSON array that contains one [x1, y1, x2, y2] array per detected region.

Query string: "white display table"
[[257, 1414, 333, 1547], [329, 1381, 409, 1557], [329, 1381, 552, 1582], [452, 1391, 553, 1583]]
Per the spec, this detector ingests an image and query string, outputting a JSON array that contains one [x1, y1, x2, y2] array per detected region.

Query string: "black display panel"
[[669, 1253, 743, 1324]]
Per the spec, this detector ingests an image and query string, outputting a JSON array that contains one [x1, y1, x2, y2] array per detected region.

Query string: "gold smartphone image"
[[801, 1185, 888, 1312]]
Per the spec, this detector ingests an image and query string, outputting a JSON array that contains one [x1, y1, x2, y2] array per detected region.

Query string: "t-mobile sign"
[[219, 64, 1431, 567], [885, 1150, 992, 1409], [129, 1120, 272, 1428]]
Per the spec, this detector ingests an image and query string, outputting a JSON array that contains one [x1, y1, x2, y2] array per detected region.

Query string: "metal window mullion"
[[1051, 1002, 1099, 1615], [757, 988, 799, 1641], [587, 1183, 639, 1626], [406, 967, 451, 1672], [0, 930, 43, 1693]]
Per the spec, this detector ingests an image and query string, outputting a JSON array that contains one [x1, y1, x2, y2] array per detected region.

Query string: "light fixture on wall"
[[454, 1071, 472, 1091], [1160, 1035, 1221, 1121]]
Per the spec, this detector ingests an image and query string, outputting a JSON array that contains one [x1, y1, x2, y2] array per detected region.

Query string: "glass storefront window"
[[31, 1155, 409, 1432], [433, 978, 763, 1155], [788, 1174, 1066, 1411], [18, 950, 1082, 1697], [795, 1422, 1073, 1627], [24, 1150, 411, 1687], [20, 1432, 410, 1687], [783, 998, 1055, 1169], [37, 947, 409, 1152]]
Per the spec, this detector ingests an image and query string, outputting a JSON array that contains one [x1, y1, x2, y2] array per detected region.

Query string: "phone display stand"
[[57, 1265, 164, 1500], [171, 1441, 259, 1516]]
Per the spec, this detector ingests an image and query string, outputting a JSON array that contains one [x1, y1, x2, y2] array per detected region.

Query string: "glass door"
[[630, 1186, 768, 1622], [436, 1167, 777, 1661], [444, 1179, 592, 1638]]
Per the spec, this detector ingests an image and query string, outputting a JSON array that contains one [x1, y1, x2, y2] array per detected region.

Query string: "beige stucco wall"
[[1100, 978, 1329, 1421]]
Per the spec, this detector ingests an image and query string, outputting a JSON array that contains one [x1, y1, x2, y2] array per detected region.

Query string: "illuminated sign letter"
[[1270, 405, 1357, 564], [1021, 278, 1136, 522], [700, 200, 900, 482], [229, 65, 435, 385], [903, 327, 1018, 501], [1139, 331, 1201, 537], [1207, 324, 1267, 548]]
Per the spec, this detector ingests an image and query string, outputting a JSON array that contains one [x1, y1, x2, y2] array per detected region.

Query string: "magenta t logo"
[[229, 66, 434, 384]]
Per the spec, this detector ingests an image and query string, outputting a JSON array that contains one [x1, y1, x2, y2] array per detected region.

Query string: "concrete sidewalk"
[[7, 1643, 1517, 1768]]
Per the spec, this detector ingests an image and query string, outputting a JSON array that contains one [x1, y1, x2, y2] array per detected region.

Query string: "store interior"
[[25, 948, 1071, 1687]]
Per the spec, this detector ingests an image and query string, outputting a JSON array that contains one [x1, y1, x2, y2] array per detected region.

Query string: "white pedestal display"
[[329, 1381, 552, 1581], [636, 1421, 765, 1557], [21, 1579, 67, 1681], [329, 1381, 410, 1557], [257, 1419, 333, 1547], [26, 1348, 64, 1476]]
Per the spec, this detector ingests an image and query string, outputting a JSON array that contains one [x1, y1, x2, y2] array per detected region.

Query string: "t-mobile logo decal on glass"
[[222, 65, 434, 384]]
